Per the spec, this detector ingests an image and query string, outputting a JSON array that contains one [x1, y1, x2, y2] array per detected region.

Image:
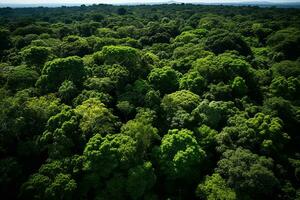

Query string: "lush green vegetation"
[[0, 3, 300, 200]]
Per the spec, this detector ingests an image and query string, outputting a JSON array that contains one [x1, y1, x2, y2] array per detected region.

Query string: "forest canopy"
[[0, 3, 300, 200]]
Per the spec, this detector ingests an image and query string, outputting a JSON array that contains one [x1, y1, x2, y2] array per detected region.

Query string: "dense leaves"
[[0, 3, 300, 200], [36, 56, 86, 92]]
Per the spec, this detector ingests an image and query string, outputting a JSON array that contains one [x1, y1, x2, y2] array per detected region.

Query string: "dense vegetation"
[[0, 3, 300, 200]]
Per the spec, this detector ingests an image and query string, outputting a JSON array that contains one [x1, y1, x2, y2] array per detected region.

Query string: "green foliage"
[[216, 148, 279, 199], [267, 28, 300, 60], [192, 100, 236, 130], [205, 30, 252, 56], [74, 98, 119, 136], [118, 79, 152, 106], [21, 46, 51, 70], [121, 109, 159, 154], [198, 15, 228, 30], [105, 64, 130, 89], [40, 108, 82, 159], [58, 80, 78, 103], [6, 65, 39, 91], [73, 90, 112, 106], [269, 76, 300, 100], [155, 129, 206, 180], [127, 162, 156, 199], [196, 173, 236, 200], [194, 125, 218, 152], [193, 53, 251, 83], [20, 160, 77, 200], [217, 112, 289, 154], [148, 66, 180, 94], [0, 4, 299, 200], [83, 77, 114, 93], [161, 90, 201, 129], [36, 56, 86, 92], [83, 133, 137, 178], [59, 35, 91, 57], [271, 60, 300, 78], [231, 76, 248, 97], [94, 45, 138, 67], [93, 45, 150, 80], [179, 71, 207, 95], [45, 173, 77, 200], [117, 7, 127, 15], [161, 90, 201, 113], [206, 82, 233, 101], [24, 94, 64, 133]]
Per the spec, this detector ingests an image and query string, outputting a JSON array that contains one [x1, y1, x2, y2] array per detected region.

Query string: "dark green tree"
[[36, 56, 86, 92]]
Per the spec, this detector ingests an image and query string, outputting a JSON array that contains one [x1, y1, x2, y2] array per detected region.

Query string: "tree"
[[73, 90, 112, 107], [105, 64, 130, 90], [206, 83, 233, 101], [39, 108, 82, 159], [96, 28, 119, 38], [216, 112, 289, 155], [21, 46, 51, 71], [117, 79, 152, 106], [196, 173, 236, 200], [267, 28, 300, 60], [117, 25, 139, 39], [59, 35, 91, 57], [94, 45, 139, 68], [148, 66, 180, 94], [251, 23, 272, 44], [0, 90, 63, 161], [76, 22, 99, 37], [269, 76, 300, 100], [20, 160, 77, 200], [231, 76, 248, 97], [205, 30, 252, 56], [179, 71, 207, 95], [155, 129, 206, 180], [173, 29, 207, 44], [194, 125, 218, 152], [262, 97, 299, 135], [127, 162, 156, 199], [45, 173, 77, 200], [58, 80, 78, 103], [192, 100, 236, 130], [161, 90, 201, 114], [83, 133, 137, 178], [6, 65, 39, 91], [216, 148, 279, 199], [83, 77, 114, 93], [121, 109, 159, 154], [271, 60, 300, 78], [198, 15, 227, 30], [161, 90, 201, 128], [24, 94, 64, 134], [93, 46, 149, 79], [20, 173, 51, 199], [192, 53, 251, 83], [36, 56, 86, 92], [74, 98, 119, 136]]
